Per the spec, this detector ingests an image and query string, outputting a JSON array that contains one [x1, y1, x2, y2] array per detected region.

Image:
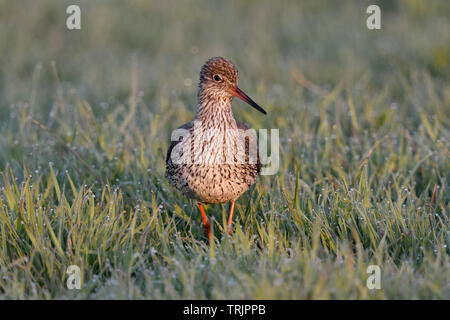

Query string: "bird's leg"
[[198, 203, 210, 241], [227, 200, 235, 236]]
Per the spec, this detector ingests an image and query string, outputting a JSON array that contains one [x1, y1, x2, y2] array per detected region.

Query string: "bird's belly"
[[167, 164, 258, 204]]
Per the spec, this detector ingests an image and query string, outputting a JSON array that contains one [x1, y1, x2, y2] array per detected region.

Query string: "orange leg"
[[198, 203, 210, 241], [227, 200, 235, 236]]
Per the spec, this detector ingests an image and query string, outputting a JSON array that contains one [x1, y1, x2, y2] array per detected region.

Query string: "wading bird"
[[165, 57, 266, 241]]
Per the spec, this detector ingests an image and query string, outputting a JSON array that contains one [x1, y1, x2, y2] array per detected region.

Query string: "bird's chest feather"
[[168, 127, 258, 203]]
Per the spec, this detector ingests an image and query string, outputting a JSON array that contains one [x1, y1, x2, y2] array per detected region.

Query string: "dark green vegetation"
[[0, 0, 449, 298]]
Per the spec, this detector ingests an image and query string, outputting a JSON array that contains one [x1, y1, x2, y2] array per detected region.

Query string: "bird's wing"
[[166, 121, 193, 164], [237, 121, 261, 174]]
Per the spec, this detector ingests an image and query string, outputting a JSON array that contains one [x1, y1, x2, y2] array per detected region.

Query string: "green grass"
[[0, 0, 449, 299]]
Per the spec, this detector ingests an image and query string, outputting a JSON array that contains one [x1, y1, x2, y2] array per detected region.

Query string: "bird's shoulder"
[[236, 121, 249, 131]]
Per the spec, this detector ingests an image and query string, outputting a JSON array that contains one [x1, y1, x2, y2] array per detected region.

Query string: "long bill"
[[230, 86, 267, 115]]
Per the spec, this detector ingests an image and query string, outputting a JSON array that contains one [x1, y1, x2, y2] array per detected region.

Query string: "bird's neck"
[[194, 93, 237, 129]]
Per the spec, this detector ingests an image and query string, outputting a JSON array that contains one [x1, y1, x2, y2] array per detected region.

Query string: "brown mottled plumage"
[[165, 57, 266, 240]]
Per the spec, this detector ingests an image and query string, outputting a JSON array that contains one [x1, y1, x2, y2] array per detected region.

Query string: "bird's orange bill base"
[[230, 86, 267, 115]]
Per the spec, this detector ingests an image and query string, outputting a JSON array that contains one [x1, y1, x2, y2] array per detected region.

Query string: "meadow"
[[0, 0, 449, 299]]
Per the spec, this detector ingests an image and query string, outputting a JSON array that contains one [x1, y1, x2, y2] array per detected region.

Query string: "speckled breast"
[[165, 127, 260, 204]]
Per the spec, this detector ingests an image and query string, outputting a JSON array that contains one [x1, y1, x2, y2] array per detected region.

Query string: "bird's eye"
[[213, 74, 222, 82]]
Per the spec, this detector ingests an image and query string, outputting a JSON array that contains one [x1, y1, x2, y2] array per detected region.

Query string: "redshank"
[[165, 57, 266, 241]]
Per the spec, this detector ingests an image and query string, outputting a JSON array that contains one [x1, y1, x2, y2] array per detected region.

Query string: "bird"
[[165, 57, 266, 241]]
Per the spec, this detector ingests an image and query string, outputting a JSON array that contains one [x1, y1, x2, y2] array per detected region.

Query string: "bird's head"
[[198, 57, 266, 115]]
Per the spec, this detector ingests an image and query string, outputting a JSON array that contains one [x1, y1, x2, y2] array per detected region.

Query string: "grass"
[[0, 0, 449, 299]]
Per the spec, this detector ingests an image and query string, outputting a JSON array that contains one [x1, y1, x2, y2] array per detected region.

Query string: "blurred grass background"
[[0, 0, 449, 299]]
